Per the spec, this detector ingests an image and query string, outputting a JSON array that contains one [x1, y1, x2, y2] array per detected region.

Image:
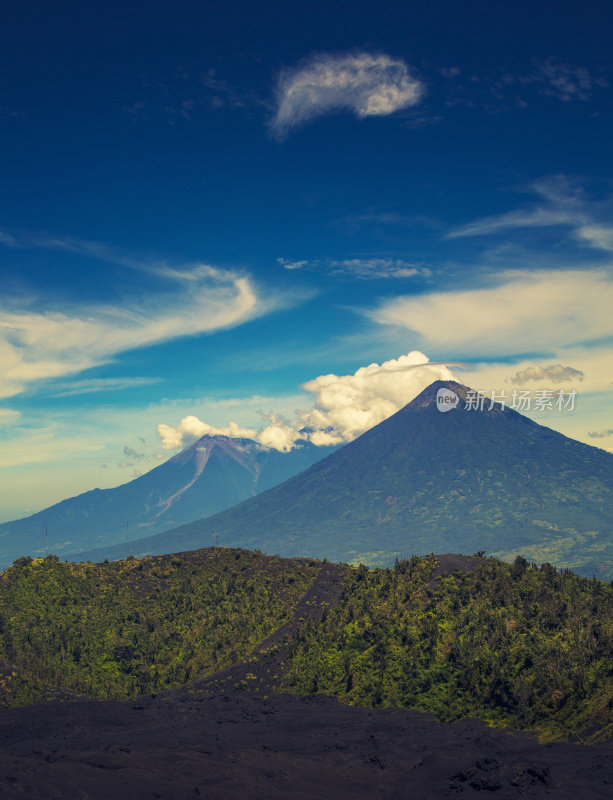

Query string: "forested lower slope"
[[283, 555, 613, 741], [0, 548, 319, 703], [0, 548, 611, 742]]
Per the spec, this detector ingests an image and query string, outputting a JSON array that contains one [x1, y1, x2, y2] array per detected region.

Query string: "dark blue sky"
[[1, 0, 612, 520]]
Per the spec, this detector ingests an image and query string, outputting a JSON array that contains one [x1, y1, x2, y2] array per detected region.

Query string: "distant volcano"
[[0, 436, 337, 568], [73, 381, 613, 579]]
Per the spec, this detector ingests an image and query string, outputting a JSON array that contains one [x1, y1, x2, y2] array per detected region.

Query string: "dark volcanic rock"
[[0, 691, 612, 799]]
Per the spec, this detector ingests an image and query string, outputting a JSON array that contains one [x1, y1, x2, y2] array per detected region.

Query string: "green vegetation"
[[0, 548, 318, 704], [1, 547, 611, 743], [282, 555, 613, 742]]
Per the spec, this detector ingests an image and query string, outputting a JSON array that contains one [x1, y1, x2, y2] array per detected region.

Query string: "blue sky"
[[1, 0, 613, 521]]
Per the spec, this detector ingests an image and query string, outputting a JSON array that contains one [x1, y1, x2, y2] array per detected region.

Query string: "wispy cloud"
[[439, 59, 608, 114], [588, 429, 613, 439], [333, 211, 442, 232], [508, 364, 584, 385], [445, 175, 613, 255], [123, 68, 263, 125], [0, 408, 20, 425], [0, 230, 17, 246], [370, 269, 613, 358], [0, 233, 294, 399], [270, 51, 424, 139], [0, 106, 26, 120], [49, 377, 161, 397], [575, 224, 613, 252], [278, 257, 430, 280], [447, 206, 582, 239], [523, 58, 608, 103]]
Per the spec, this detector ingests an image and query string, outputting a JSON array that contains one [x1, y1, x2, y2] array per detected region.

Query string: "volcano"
[[0, 436, 337, 569], [71, 381, 613, 577]]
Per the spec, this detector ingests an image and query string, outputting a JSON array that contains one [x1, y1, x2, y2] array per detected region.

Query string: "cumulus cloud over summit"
[[158, 352, 453, 452], [158, 417, 259, 451], [270, 52, 424, 138]]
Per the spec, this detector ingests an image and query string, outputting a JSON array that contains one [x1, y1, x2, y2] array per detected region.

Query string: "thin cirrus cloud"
[[270, 51, 425, 138], [524, 58, 608, 103], [446, 176, 587, 240], [0, 408, 20, 425], [48, 377, 161, 397], [0, 235, 289, 399], [446, 206, 583, 239], [278, 257, 430, 280], [369, 269, 613, 358], [445, 175, 613, 255]]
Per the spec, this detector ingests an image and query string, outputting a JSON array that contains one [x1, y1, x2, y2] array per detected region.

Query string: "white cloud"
[[0, 261, 279, 399], [158, 416, 259, 450], [297, 352, 453, 443], [278, 259, 309, 271], [509, 364, 584, 385], [370, 269, 613, 358], [270, 52, 424, 138], [256, 413, 304, 452], [278, 256, 430, 279], [157, 352, 454, 452], [576, 225, 613, 252]]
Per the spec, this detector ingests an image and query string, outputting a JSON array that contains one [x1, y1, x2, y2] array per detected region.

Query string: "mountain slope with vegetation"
[[0, 548, 319, 703], [282, 554, 613, 742], [1, 548, 611, 743]]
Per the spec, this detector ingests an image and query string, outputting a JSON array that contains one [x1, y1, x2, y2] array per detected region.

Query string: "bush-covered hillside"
[[0, 548, 319, 704], [282, 555, 613, 741], [1, 548, 611, 743]]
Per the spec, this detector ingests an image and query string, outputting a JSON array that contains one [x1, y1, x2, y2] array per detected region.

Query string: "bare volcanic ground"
[[2, 691, 613, 799], [1, 555, 612, 799]]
